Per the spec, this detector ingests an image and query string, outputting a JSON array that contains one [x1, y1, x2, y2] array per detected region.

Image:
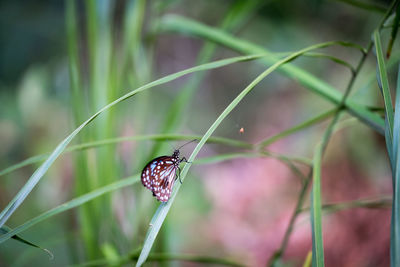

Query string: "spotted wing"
[[141, 156, 168, 191], [141, 156, 178, 202], [153, 163, 177, 202], [141, 158, 157, 191]]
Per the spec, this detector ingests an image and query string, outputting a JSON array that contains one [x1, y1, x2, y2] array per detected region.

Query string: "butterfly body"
[[141, 149, 186, 202]]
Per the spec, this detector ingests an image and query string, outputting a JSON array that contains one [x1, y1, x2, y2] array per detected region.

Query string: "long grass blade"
[[0, 134, 253, 178], [375, 30, 394, 138], [257, 109, 336, 149], [135, 41, 346, 266], [0, 53, 266, 228], [391, 63, 400, 266], [273, 52, 356, 73], [0, 175, 139, 243], [375, 29, 399, 267], [301, 195, 392, 213], [311, 143, 324, 267]]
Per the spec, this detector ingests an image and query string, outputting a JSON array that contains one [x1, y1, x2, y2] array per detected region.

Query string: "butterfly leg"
[[177, 167, 183, 184], [180, 157, 192, 164]]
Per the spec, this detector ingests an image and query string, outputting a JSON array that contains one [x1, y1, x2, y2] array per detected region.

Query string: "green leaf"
[[135, 41, 345, 266], [0, 53, 266, 228], [0, 225, 53, 259], [311, 143, 325, 267]]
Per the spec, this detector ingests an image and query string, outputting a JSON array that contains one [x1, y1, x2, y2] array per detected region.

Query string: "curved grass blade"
[[311, 143, 324, 267], [0, 225, 53, 259], [391, 63, 400, 266], [195, 152, 311, 166], [257, 109, 336, 149], [273, 52, 356, 73], [0, 134, 253, 178], [0, 53, 266, 228], [135, 41, 347, 266], [159, 14, 385, 134], [303, 53, 356, 74], [0, 175, 139, 243], [375, 30, 394, 138]]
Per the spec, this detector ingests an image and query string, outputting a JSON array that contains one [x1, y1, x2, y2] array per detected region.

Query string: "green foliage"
[[1, 1, 399, 266]]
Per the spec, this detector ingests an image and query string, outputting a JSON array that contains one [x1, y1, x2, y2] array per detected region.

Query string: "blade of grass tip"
[[0, 53, 265, 228], [135, 41, 341, 266], [375, 30, 394, 137], [0, 175, 139, 243], [0, 225, 53, 259], [391, 63, 400, 267], [311, 143, 324, 267], [159, 14, 385, 134]]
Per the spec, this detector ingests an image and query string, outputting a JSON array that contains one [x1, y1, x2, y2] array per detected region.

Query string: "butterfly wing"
[[141, 158, 158, 191], [141, 156, 178, 202], [153, 164, 177, 202]]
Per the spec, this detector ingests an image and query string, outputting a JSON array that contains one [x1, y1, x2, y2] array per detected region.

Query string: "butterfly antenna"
[[177, 139, 197, 150]]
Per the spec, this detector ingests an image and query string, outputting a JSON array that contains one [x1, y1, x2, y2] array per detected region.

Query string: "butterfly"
[[141, 140, 195, 202]]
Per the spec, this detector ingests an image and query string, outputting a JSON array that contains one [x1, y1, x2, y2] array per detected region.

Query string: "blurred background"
[[0, 0, 396, 266]]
